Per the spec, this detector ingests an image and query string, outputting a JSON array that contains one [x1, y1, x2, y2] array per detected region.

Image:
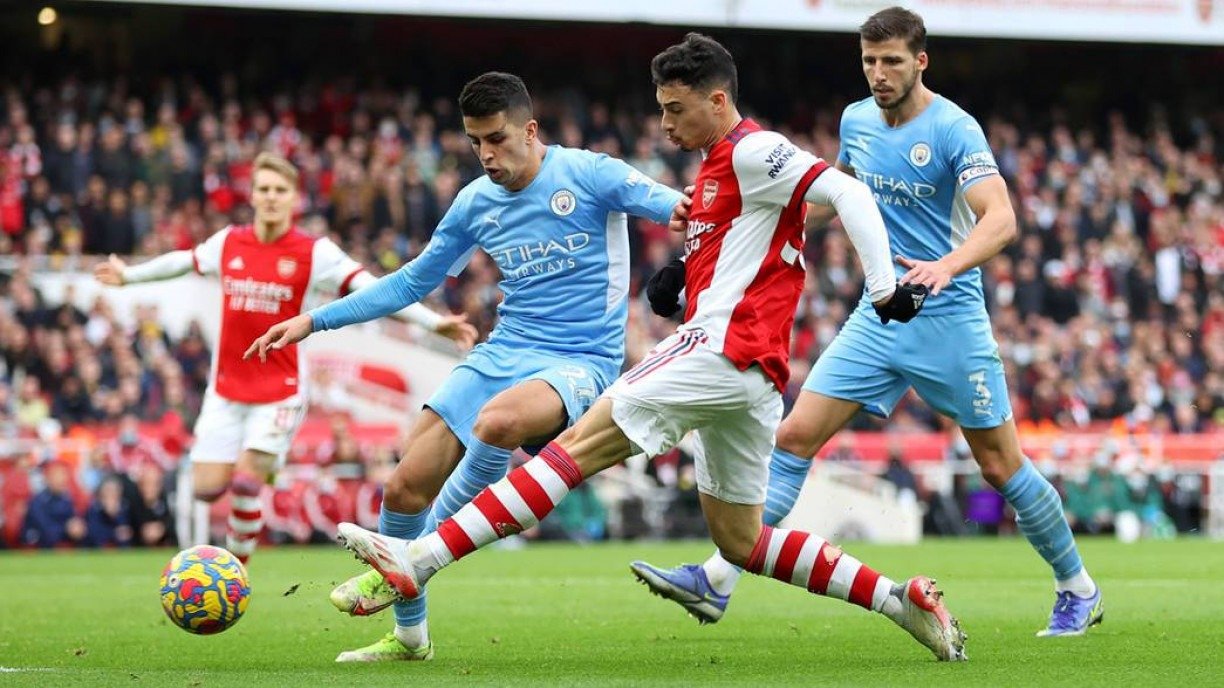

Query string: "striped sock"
[[999, 458, 1092, 594], [397, 438, 512, 628], [702, 446, 811, 594], [410, 443, 581, 582], [744, 525, 895, 614], [226, 471, 263, 565]]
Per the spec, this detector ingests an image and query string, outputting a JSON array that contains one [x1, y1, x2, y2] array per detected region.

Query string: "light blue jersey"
[[311, 145, 682, 378], [805, 95, 1011, 428], [838, 95, 999, 316]]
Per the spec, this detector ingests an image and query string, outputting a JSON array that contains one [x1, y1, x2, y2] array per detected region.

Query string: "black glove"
[[645, 258, 685, 318], [872, 282, 928, 324]]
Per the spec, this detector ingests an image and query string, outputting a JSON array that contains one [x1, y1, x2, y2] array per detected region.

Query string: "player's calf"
[[226, 471, 263, 565]]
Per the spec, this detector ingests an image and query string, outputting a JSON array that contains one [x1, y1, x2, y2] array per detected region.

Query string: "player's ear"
[[915, 50, 929, 73], [524, 118, 539, 144], [709, 89, 727, 114]]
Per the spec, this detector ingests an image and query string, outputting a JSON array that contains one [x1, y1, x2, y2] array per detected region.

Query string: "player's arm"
[[591, 154, 688, 228], [806, 167, 927, 323], [96, 227, 226, 286], [245, 203, 476, 361], [345, 271, 477, 350], [804, 166, 894, 305], [804, 160, 854, 227], [94, 251, 193, 286], [896, 175, 1015, 295]]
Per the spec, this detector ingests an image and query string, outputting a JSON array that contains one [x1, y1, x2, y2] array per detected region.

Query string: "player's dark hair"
[[458, 72, 533, 121], [860, 6, 927, 55], [651, 33, 738, 103]]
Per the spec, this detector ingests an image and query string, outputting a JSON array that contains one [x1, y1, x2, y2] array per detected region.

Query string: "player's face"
[[656, 83, 723, 152], [464, 112, 538, 191], [861, 38, 927, 110], [250, 169, 297, 227]]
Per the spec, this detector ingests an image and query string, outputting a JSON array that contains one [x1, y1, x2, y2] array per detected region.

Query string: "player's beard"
[[875, 71, 918, 111]]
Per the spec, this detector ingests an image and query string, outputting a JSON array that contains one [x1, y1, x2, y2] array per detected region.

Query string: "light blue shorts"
[[802, 304, 1012, 429], [425, 343, 614, 447]]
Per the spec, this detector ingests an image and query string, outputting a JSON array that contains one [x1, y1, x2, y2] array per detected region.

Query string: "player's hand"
[[896, 255, 955, 296], [646, 258, 685, 317], [94, 254, 127, 286], [667, 185, 695, 233], [434, 313, 478, 351], [872, 282, 928, 325], [244, 314, 314, 362]]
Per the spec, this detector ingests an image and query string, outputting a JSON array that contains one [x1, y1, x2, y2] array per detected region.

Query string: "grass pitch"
[[1, 538, 1220, 687]]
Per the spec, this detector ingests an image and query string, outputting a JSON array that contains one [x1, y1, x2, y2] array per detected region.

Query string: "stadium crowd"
[[0, 72, 1220, 548]]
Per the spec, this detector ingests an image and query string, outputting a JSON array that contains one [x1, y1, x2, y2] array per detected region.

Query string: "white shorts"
[[188, 389, 306, 466], [604, 330, 782, 505]]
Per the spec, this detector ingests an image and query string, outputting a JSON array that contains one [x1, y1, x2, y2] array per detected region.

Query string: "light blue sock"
[[764, 447, 811, 526], [395, 438, 512, 628], [379, 504, 429, 540], [999, 458, 1083, 581]]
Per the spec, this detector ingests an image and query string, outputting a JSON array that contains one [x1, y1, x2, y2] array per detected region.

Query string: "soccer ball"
[[159, 545, 251, 634]]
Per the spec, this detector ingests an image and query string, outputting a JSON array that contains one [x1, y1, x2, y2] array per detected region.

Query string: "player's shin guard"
[[1000, 458, 1094, 595], [398, 438, 513, 628], [744, 525, 894, 613], [226, 471, 263, 565], [412, 443, 581, 580]]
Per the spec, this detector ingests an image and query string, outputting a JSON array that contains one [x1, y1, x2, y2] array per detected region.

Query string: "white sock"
[[1055, 568, 1097, 598], [881, 583, 905, 623], [702, 552, 743, 596], [394, 621, 429, 650]]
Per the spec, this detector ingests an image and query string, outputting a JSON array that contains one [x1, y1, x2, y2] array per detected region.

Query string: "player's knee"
[[774, 418, 823, 458], [383, 473, 433, 514], [976, 449, 1020, 489], [193, 485, 227, 503], [471, 408, 522, 448]]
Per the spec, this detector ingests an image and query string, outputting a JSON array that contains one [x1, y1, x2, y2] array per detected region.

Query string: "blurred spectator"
[[85, 475, 134, 548], [129, 463, 175, 547], [21, 461, 86, 548]]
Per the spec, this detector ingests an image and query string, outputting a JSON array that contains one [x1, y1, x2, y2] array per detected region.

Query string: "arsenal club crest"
[[702, 179, 719, 209], [277, 257, 297, 278]]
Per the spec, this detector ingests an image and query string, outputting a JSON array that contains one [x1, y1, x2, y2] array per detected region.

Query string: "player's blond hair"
[[253, 152, 299, 186]]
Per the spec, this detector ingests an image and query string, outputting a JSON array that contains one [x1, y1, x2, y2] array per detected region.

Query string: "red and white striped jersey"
[[680, 119, 829, 391], [192, 225, 363, 404]]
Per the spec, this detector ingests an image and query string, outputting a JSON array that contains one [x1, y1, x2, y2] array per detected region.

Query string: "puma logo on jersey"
[[227, 256, 245, 271]]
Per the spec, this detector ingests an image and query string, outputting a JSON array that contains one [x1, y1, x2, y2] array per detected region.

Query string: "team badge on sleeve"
[[550, 189, 577, 216]]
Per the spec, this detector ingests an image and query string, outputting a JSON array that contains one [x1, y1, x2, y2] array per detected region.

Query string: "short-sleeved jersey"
[[314, 145, 681, 376], [838, 95, 999, 315], [193, 225, 362, 403], [681, 119, 829, 392]]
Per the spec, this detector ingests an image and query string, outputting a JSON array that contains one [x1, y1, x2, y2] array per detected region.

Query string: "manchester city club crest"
[[550, 189, 577, 216], [702, 179, 719, 208], [909, 142, 932, 167]]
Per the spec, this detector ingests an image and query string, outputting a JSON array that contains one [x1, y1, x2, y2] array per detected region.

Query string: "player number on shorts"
[[968, 370, 992, 417]]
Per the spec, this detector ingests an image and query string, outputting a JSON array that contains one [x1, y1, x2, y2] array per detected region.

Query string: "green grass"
[[1, 538, 1221, 687]]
